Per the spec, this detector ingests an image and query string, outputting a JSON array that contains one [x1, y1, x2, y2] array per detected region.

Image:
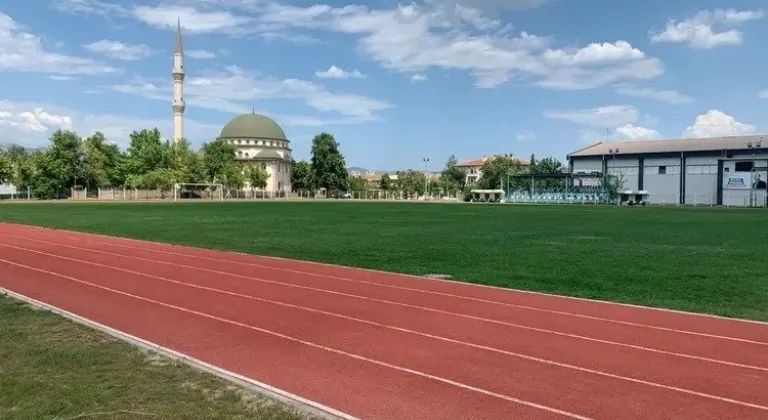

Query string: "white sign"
[[723, 171, 767, 190]]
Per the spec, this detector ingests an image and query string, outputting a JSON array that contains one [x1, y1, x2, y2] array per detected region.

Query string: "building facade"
[[568, 135, 768, 206], [217, 113, 293, 194], [454, 155, 531, 186]]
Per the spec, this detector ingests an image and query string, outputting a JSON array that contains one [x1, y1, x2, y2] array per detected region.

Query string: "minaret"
[[172, 18, 185, 143]]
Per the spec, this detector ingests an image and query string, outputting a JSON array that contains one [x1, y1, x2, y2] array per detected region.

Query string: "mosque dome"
[[218, 113, 287, 140]]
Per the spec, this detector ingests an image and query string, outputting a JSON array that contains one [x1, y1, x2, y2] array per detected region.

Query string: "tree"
[[291, 159, 311, 191], [309, 133, 348, 192], [0, 152, 10, 184], [168, 138, 204, 183], [81, 132, 122, 189], [244, 163, 269, 191], [379, 173, 391, 190], [440, 155, 465, 189], [201, 139, 237, 184], [348, 175, 366, 192], [122, 128, 168, 178], [479, 156, 523, 190]]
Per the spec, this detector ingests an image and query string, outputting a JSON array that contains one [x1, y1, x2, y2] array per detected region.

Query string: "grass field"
[[0, 294, 311, 420], [0, 201, 767, 321]]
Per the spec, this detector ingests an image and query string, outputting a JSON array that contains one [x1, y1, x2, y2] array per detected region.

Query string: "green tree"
[[201, 139, 237, 183], [348, 175, 366, 192], [309, 133, 348, 192], [440, 155, 465, 189], [222, 162, 245, 189], [479, 156, 523, 190], [122, 128, 168, 178], [244, 163, 269, 191], [81, 132, 122, 188], [168, 138, 204, 183], [291, 159, 311, 191], [379, 173, 391, 190], [0, 152, 10, 184]]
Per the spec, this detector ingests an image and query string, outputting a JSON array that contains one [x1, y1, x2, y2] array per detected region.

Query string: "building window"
[[658, 166, 667, 175], [735, 161, 753, 172], [245, 153, 249, 158]]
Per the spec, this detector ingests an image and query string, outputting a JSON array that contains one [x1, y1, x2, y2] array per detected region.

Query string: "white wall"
[[571, 158, 602, 173], [643, 157, 681, 204], [606, 158, 639, 190]]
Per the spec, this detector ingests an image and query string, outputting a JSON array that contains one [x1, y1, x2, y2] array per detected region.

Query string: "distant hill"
[[347, 166, 369, 173]]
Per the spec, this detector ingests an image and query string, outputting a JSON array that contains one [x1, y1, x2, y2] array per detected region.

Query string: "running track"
[[0, 223, 766, 420]]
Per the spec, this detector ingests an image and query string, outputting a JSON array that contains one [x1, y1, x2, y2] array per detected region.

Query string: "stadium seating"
[[506, 187, 606, 204]]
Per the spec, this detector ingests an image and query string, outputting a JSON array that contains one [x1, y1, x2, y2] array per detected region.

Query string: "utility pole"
[[422, 157, 430, 199]]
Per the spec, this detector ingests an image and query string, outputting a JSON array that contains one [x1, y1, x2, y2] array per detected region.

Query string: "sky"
[[1, 0, 768, 171]]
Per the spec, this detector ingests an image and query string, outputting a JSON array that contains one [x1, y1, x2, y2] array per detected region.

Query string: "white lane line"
[[5, 221, 764, 327], [0, 288, 358, 420], [3, 243, 768, 412], [0, 257, 593, 420], [4, 237, 766, 373], [39, 231, 767, 346]]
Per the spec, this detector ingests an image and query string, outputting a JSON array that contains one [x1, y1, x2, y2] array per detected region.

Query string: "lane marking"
[[3, 244, 768, 411], [0, 288, 358, 420], [4, 221, 765, 327], [4, 237, 765, 373], [0, 257, 593, 420], [36, 231, 767, 346]]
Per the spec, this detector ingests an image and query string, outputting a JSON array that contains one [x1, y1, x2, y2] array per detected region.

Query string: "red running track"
[[0, 222, 766, 420]]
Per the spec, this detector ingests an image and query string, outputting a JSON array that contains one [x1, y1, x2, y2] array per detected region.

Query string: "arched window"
[[245, 152, 249, 158]]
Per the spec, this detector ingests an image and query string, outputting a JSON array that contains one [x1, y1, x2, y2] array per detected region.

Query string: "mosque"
[[172, 21, 292, 194]]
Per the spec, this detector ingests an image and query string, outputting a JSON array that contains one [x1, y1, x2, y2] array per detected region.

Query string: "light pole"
[[422, 157, 430, 199], [747, 141, 762, 206]]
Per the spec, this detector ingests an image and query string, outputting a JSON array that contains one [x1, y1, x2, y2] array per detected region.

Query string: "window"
[[658, 166, 667, 175], [735, 161, 753, 172]]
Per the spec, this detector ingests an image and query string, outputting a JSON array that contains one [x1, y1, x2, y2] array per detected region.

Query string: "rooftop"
[[568, 135, 768, 157], [455, 155, 531, 167]]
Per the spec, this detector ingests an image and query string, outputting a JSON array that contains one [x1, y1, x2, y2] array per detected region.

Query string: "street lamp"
[[422, 157, 430, 199]]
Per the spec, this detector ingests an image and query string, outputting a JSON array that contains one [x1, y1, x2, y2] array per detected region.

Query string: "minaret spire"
[[172, 18, 185, 143]]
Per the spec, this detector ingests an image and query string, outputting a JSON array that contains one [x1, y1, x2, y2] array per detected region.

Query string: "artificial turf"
[[0, 201, 766, 321]]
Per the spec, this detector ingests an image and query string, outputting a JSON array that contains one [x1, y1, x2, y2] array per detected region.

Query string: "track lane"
[[3, 236, 767, 408], [7, 226, 766, 370], [0, 243, 766, 419], [4, 222, 760, 341], [0, 261, 574, 420]]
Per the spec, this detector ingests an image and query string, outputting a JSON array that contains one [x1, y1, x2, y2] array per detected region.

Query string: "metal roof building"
[[567, 135, 768, 207]]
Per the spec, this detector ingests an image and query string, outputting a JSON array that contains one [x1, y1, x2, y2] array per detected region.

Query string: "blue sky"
[[1, 0, 767, 170]]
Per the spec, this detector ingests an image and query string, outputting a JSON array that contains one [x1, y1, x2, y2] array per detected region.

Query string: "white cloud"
[[681, 110, 757, 138], [515, 131, 536, 142], [0, 12, 118, 75], [614, 86, 693, 104], [544, 105, 639, 128], [410, 73, 428, 82], [614, 124, 662, 140], [55, 1, 664, 90], [0, 99, 220, 148], [758, 89, 768, 99], [650, 9, 764, 49], [315, 65, 365, 79], [186, 49, 217, 59], [0, 101, 73, 134], [109, 66, 391, 124], [49, 75, 78, 81], [84, 40, 152, 60]]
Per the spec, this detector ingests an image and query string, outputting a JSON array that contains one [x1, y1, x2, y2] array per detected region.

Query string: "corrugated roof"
[[568, 135, 768, 157]]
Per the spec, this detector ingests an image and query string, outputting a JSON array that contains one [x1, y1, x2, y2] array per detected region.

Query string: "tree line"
[[342, 154, 565, 197], [0, 127, 563, 199], [0, 129, 352, 199]]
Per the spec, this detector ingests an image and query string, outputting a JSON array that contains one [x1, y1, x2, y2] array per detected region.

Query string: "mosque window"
[[245, 152, 249, 158]]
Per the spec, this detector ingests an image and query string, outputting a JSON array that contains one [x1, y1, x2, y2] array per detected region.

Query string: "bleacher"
[[506, 186, 606, 204]]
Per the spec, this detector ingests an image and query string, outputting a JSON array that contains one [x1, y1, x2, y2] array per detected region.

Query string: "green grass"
[[0, 201, 767, 321], [0, 294, 312, 420]]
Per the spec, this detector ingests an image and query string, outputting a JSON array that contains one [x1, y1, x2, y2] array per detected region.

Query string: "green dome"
[[218, 113, 287, 140]]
